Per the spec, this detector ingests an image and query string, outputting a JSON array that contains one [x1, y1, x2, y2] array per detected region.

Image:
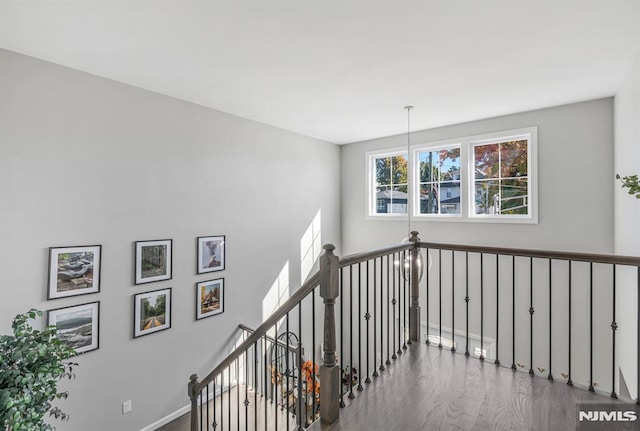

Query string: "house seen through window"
[[367, 127, 537, 222], [473, 140, 528, 216], [418, 147, 461, 215], [373, 152, 408, 215]]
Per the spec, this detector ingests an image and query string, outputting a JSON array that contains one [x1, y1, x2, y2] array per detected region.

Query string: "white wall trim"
[[138, 383, 235, 431], [139, 404, 191, 431]]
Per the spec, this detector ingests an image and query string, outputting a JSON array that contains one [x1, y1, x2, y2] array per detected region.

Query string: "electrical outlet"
[[122, 400, 132, 415]]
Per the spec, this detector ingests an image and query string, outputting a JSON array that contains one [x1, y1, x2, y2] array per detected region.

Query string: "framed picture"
[[135, 239, 172, 284], [196, 278, 224, 320], [197, 235, 225, 274], [48, 301, 100, 355], [134, 287, 172, 338], [48, 245, 101, 299]]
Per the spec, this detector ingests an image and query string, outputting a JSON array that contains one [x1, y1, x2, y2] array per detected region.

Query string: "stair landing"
[[312, 343, 628, 431]]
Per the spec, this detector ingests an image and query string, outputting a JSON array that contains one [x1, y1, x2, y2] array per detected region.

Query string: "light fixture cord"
[[404, 105, 413, 238]]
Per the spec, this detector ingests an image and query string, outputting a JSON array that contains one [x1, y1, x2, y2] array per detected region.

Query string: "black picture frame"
[[134, 239, 172, 285], [133, 287, 172, 338], [196, 278, 224, 320], [47, 245, 102, 299], [196, 235, 225, 274], [47, 301, 100, 355]]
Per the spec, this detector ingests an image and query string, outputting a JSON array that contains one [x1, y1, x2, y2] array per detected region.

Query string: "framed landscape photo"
[[48, 245, 101, 299], [197, 235, 225, 274], [48, 301, 100, 355], [196, 278, 224, 320], [135, 239, 172, 284], [134, 287, 172, 338]]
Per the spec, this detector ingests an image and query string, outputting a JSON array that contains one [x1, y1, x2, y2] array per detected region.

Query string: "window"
[[367, 127, 537, 222], [369, 150, 408, 216], [468, 129, 535, 221], [473, 139, 528, 216], [417, 146, 461, 215]]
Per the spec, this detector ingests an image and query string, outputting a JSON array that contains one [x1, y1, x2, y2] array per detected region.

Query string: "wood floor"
[[159, 343, 630, 431], [156, 384, 298, 431], [312, 343, 628, 431]]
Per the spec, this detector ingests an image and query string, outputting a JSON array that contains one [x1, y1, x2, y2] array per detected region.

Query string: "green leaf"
[[0, 310, 78, 429]]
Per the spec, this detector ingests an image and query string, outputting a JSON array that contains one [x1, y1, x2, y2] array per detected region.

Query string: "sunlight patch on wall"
[[262, 261, 290, 336], [230, 332, 246, 385], [301, 209, 322, 283]]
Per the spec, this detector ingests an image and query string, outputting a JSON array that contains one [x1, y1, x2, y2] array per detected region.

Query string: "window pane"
[[473, 137, 530, 217], [420, 183, 439, 214], [417, 147, 461, 215], [500, 140, 528, 178], [500, 179, 528, 215], [391, 155, 408, 185], [474, 143, 499, 179], [440, 148, 461, 181], [474, 180, 500, 214], [376, 186, 389, 214], [419, 151, 438, 182], [371, 152, 408, 216], [389, 186, 408, 214], [375, 157, 391, 185], [440, 181, 461, 214]]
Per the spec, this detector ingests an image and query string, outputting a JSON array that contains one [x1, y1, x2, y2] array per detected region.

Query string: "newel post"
[[409, 231, 421, 343], [319, 244, 340, 424], [188, 374, 199, 431]]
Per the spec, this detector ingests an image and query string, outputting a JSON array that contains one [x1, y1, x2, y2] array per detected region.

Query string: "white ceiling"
[[1, 1, 639, 144]]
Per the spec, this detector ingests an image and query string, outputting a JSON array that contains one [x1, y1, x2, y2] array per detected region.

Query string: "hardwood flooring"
[[312, 344, 627, 431], [159, 343, 629, 431], [156, 385, 299, 431]]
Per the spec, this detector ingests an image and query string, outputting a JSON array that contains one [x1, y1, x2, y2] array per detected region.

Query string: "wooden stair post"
[[319, 244, 340, 424], [188, 374, 199, 431], [409, 231, 421, 343]]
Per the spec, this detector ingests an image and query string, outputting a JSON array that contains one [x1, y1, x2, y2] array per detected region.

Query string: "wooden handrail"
[[190, 240, 411, 397], [238, 324, 299, 352], [338, 242, 414, 267], [192, 239, 639, 396], [418, 241, 640, 266], [191, 271, 320, 396], [191, 235, 640, 430]]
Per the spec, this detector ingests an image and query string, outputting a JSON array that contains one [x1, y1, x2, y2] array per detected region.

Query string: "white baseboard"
[[139, 382, 235, 431], [139, 404, 190, 431]]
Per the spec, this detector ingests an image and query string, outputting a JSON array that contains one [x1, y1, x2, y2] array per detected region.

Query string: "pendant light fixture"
[[397, 105, 425, 282]]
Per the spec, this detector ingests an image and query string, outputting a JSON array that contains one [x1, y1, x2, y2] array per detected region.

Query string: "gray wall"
[[339, 98, 619, 397], [614, 49, 640, 399], [0, 49, 341, 431], [340, 98, 615, 255], [614, 50, 640, 255]]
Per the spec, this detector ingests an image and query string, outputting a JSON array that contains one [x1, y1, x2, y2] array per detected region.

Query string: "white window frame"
[[367, 127, 538, 223], [367, 147, 409, 219], [466, 127, 537, 223], [412, 142, 463, 219]]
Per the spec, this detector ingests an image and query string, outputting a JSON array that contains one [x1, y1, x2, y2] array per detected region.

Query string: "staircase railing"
[[189, 234, 640, 431], [416, 240, 640, 400], [188, 237, 418, 431]]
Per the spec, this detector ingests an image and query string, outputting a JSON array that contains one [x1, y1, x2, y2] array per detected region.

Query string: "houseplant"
[[616, 173, 640, 199], [0, 309, 77, 431]]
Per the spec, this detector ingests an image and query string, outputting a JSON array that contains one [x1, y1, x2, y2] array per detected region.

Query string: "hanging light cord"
[[404, 105, 413, 239]]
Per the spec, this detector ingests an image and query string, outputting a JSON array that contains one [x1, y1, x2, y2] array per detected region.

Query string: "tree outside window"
[[473, 140, 528, 215], [374, 153, 408, 214], [418, 147, 461, 215]]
